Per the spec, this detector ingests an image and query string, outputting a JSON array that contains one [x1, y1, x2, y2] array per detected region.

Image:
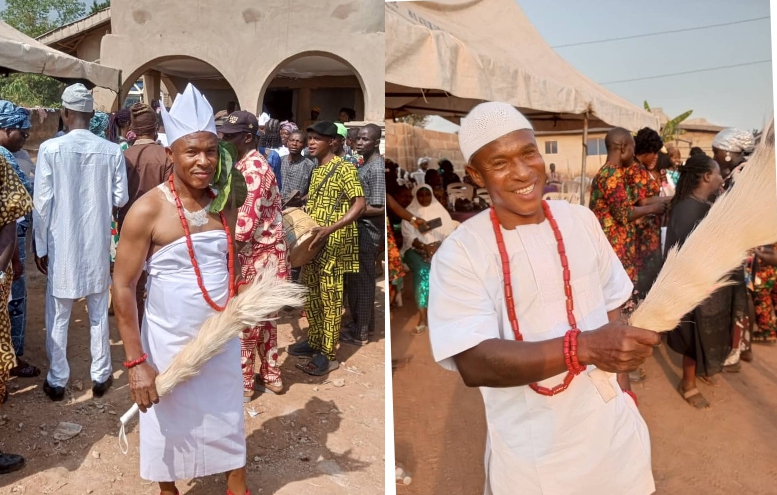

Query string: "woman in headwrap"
[[0, 101, 38, 378], [711, 128, 757, 367], [0, 154, 34, 403], [89, 111, 110, 139], [279, 120, 298, 147], [401, 184, 456, 335]]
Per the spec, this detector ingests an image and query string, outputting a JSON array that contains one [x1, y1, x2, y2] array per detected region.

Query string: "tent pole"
[[580, 112, 588, 206]]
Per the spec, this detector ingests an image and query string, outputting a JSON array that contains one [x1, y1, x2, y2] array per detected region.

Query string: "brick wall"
[[385, 122, 465, 174]]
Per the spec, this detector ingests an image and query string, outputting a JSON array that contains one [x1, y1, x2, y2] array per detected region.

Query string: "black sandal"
[[296, 354, 339, 376], [10, 360, 40, 378], [288, 341, 317, 357], [339, 330, 368, 346]]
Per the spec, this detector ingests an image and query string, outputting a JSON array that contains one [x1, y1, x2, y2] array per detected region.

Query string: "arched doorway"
[[118, 56, 238, 112], [259, 52, 366, 126]]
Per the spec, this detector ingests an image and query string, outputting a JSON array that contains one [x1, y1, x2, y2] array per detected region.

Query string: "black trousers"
[[345, 234, 382, 340]]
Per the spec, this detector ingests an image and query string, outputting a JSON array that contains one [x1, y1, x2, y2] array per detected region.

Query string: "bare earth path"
[[391, 282, 777, 495], [0, 257, 385, 495]]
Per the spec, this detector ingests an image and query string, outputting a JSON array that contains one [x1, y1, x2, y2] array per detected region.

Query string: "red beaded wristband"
[[624, 389, 638, 407], [568, 329, 586, 374], [563, 329, 586, 375], [124, 353, 148, 369]]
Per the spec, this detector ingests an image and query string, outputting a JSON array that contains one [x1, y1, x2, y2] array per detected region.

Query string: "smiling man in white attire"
[[113, 84, 248, 495], [428, 102, 659, 495]]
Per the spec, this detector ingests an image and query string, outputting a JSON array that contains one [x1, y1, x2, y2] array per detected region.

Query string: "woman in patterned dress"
[[628, 128, 666, 299], [0, 155, 33, 403], [752, 244, 777, 343]]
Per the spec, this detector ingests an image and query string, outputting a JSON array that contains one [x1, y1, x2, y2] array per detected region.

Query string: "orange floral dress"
[[590, 162, 637, 282], [625, 163, 663, 295]]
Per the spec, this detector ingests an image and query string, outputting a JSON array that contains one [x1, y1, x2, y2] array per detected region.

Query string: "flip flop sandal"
[[340, 331, 368, 346], [10, 362, 40, 378], [296, 354, 339, 376], [678, 384, 710, 409], [288, 341, 317, 357]]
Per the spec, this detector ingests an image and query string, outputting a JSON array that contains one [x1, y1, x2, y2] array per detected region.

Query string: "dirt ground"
[[391, 281, 777, 495], [0, 255, 386, 495]]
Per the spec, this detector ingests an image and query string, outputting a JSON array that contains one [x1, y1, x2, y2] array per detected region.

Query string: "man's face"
[[167, 132, 219, 189], [356, 128, 378, 156], [339, 111, 350, 123], [466, 129, 546, 226], [419, 161, 428, 171], [334, 136, 345, 153], [619, 136, 635, 166], [287, 133, 304, 155], [0, 127, 28, 152], [307, 131, 334, 160], [220, 131, 251, 152]]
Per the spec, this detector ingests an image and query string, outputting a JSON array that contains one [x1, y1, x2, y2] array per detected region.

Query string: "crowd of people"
[[588, 124, 768, 409], [0, 83, 385, 495]]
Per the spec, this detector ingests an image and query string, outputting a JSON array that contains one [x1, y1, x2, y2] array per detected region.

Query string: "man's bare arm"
[[364, 204, 385, 216], [452, 318, 659, 389], [113, 200, 155, 362]]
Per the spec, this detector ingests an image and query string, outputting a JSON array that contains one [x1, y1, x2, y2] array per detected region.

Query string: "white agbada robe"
[[33, 129, 128, 298], [139, 230, 246, 481], [429, 201, 655, 495]]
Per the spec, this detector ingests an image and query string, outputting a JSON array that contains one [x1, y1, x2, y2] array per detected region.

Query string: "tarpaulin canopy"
[[385, 0, 659, 132], [0, 19, 120, 91]]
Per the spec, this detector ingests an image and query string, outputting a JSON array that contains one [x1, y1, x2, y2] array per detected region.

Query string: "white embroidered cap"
[[458, 102, 533, 162], [258, 112, 271, 126], [61, 83, 94, 113], [159, 83, 217, 146]]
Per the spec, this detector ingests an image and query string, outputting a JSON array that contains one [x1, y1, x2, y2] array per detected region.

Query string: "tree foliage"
[[89, 0, 111, 15], [0, 0, 85, 108], [644, 101, 692, 143], [0, 74, 65, 108], [395, 114, 429, 127], [1, 0, 85, 38]]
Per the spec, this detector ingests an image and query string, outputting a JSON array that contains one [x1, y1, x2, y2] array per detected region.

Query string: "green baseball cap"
[[335, 122, 348, 138]]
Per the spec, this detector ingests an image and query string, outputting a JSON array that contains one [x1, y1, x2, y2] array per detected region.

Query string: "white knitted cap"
[[459, 102, 533, 162]]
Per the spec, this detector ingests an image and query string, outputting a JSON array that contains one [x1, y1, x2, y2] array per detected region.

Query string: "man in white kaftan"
[[112, 84, 247, 495], [33, 84, 128, 400], [428, 102, 658, 495]]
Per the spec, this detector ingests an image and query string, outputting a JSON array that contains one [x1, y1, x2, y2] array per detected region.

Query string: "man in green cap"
[[334, 123, 361, 167]]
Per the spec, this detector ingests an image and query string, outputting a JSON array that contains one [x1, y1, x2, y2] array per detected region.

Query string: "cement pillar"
[[142, 70, 162, 106], [297, 87, 312, 126]]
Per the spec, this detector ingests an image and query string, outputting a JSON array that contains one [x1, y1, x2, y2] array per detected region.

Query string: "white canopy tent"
[[0, 19, 120, 91], [386, 0, 659, 202]]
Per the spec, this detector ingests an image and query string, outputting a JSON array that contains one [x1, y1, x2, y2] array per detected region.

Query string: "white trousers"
[[45, 286, 112, 388]]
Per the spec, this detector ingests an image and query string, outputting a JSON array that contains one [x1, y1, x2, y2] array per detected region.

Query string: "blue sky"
[[425, 0, 773, 133]]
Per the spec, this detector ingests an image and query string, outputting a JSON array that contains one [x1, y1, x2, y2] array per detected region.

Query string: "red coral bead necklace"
[[168, 174, 236, 312], [489, 200, 585, 396]]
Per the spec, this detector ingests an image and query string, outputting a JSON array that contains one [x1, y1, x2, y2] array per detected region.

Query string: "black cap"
[[306, 120, 338, 138], [220, 111, 259, 134]]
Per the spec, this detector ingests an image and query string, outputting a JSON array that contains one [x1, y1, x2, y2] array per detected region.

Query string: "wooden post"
[[580, 112, 589, 206]]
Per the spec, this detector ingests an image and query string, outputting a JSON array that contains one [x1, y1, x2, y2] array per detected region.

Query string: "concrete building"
[[38, 0, 385, 123]]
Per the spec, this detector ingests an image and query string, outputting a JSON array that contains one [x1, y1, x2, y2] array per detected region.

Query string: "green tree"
[[644, 101, 692, 143], [90, 0, 111, 15], [395, 114, 429, 127], [0, 0, 86, 107], [1, 0, 85, 38]]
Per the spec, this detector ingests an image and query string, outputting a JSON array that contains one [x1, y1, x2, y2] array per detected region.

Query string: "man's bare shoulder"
[[129, 187, 166, 220]]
